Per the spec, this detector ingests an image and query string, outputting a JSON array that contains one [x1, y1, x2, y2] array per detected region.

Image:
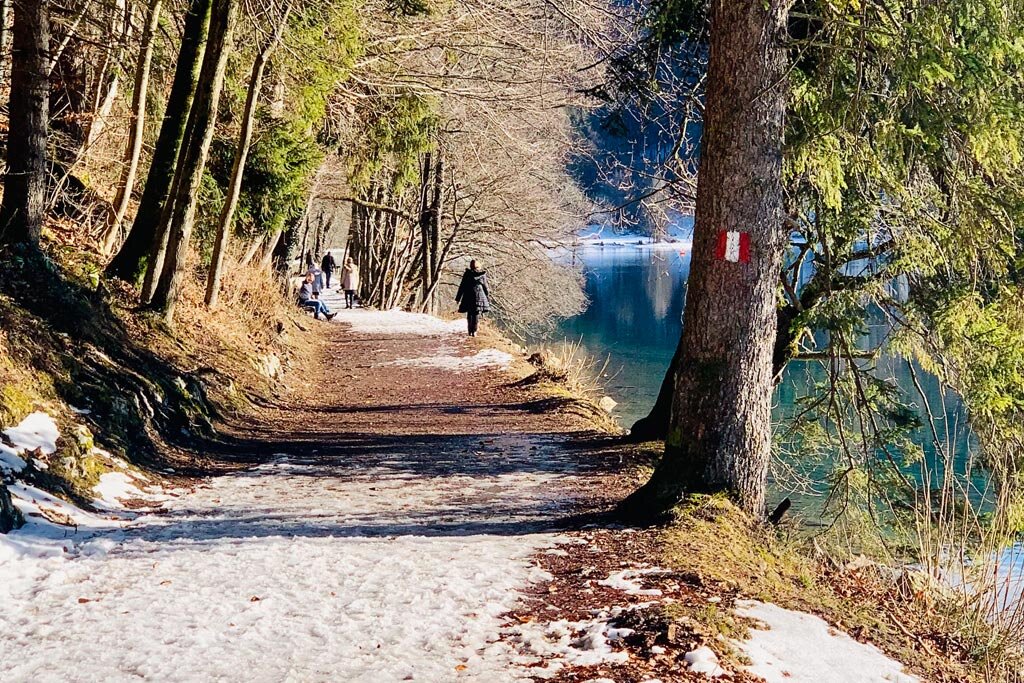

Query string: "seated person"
[[297, 272, 336, 320]]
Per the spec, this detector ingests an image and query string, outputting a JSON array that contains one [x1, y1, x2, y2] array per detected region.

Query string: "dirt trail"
[[1, 295, 624, 683]]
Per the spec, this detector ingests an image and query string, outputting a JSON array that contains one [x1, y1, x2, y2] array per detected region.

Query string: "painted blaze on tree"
[[620, 0, 792, 520]]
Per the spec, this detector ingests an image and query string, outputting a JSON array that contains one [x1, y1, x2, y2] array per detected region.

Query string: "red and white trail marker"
[[715, 231, 751, 263]]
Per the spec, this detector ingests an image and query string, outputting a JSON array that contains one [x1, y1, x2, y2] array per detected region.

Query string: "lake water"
[[544, 245, 1024, 616], [548, 244, 983, 508]]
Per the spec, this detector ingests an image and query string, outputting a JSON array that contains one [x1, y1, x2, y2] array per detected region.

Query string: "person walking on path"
[[321, 252, 337, 289], [455, 260, 490, 337], [298, 272, 336, 320], [308, 264, 323, 295], [341, 257, 360, 309]]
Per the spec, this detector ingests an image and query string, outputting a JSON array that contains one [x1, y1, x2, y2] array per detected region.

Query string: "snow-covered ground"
[[572, 224, 693, 252], [732, 601, 920, 683], [380, 347, 514, 372], [0, 311, 573, 683], [574, 236, 692, 251], [1, 306, 921, 683], [1, 431, 577, 681], [333, 306, 467, 336]]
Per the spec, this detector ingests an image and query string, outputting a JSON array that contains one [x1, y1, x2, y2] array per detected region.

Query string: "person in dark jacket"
[[321, 252, 337, 289], [455, 260, 490, 336]]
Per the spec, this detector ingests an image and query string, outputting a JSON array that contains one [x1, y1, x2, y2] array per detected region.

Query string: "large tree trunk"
[[619, 0, 791, 520], [205, 1, 290, 307], [630, 302, 804, 441], [0, 0, 49, 249], [101, 0, 163, 255], [146, 0, 237, 324], [105, 0, 211, 283]]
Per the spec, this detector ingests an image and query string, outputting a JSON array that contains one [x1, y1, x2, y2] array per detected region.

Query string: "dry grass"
[[107, 249, 317, 404], [660, 495, 986, 682], [536, 337, 616, 400]]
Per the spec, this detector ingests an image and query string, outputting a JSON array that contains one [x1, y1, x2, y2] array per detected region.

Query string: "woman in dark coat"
[[455, 260, 490, 336]]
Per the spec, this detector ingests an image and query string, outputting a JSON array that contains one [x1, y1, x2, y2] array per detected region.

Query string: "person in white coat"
[[341, 257, 360, 309]]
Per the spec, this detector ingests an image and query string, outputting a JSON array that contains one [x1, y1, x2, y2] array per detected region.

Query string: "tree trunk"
[[147, 0, 237, 324], [630, 280, 824, 441], [80, 0, 126, 159], [416, 152, 433, 308], [0, 0, 12, 87], [101, 0, 163, 255], [427, 152, 442, 314], [84, 59, 118, 154], [0, 482, 23, 533], [205, 1, 289, 307], [628, 336, 684, 441], [242, 233, 265, 264], [268, 227, 287, 271], [48, 0, 89, 77], [619, 0, 791, 520], [105, 0, 212, 283], [0, 0, 49, 249]]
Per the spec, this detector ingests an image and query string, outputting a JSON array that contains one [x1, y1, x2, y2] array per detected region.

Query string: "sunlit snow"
[[732, 600, 919, 683]]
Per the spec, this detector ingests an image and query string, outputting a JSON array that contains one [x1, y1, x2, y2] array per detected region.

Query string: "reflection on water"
[[554, 247, 688, 428], [547, 246, 983, 507]]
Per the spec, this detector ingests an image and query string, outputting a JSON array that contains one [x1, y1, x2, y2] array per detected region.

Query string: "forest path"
[[1, 289, 617, 683]]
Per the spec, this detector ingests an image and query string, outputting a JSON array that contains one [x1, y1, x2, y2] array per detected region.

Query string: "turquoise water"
[[549, 245, 982, 506]]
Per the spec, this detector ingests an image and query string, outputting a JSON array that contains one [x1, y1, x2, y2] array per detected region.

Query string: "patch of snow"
[[0, 412, 170, 563], [1, 436, 587, 681], [3, 411, 59, 454], [0, 483, 133, 562], [576, 237, 692, 251], [92, 471, 165, 510], [732, 600, 919, 683], [383, 348, 513, 372], [508, 615, 630, 677], [0, 444, 26, 473], [684, 646, 725, 677], [597, 567, 670, 596], [326, 299, 465, 337]]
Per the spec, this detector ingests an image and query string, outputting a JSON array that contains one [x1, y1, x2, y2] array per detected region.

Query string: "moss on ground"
[[658, 494, 989, 682]]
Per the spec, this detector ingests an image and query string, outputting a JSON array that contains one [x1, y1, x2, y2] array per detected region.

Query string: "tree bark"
[[427, 152, 442, 314], [0, 482, 23, 533], [0, 0, 49, 249], [242, 233, 265, 264], [105, 0, 211, 283], [205, 1, 290, 307], [0, 0, 12, 87], [628, 335, 684, 442], [619, 0, 791, 520], [630, 258, 848, 441], [146, 0, 237, 324], [101, 0, 163, 255], [417, 152, 433, 309]]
